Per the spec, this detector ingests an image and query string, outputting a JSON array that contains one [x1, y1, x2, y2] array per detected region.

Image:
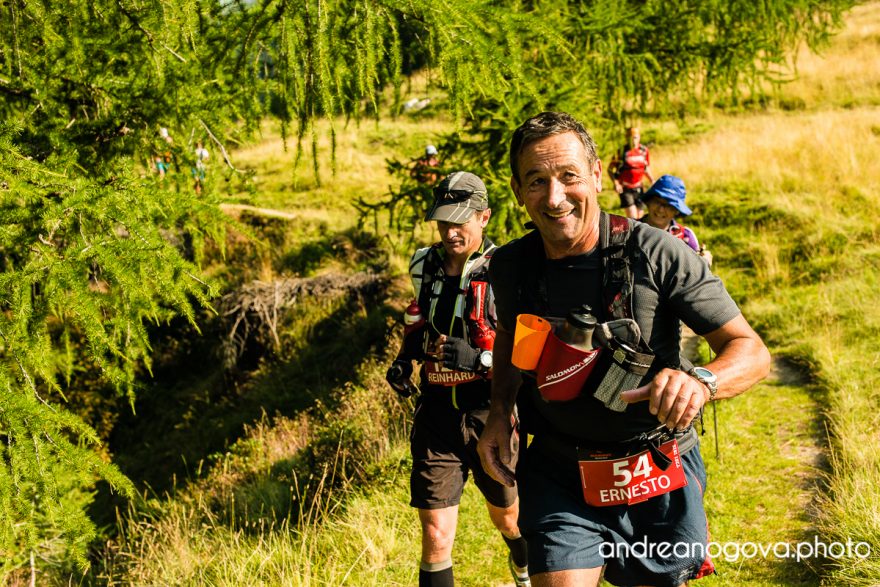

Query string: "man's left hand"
[[619, 368, 710, 430]]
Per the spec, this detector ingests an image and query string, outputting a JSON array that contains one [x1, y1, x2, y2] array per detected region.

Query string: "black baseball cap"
[[424, 171, 489, 223]]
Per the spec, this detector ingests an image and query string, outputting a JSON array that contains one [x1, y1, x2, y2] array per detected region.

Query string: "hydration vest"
[[514, 213, 638, 322], [408, 240, 497, 388], [512, 213, 696, 431], [612, 144, 650, 188]]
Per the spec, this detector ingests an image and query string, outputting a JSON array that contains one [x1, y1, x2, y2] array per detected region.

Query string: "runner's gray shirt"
[[490, 217, 741, 443]]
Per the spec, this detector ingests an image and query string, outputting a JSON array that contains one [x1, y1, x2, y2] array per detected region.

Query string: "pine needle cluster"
[[0, 122, 232, 570]]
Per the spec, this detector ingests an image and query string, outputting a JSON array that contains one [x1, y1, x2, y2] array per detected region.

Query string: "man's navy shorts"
[[517, 435, 714, 587]]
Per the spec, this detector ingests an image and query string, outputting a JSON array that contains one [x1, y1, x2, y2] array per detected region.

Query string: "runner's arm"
[[644, 148, 654, 185], [699, 313, 770, 400], [607, 154, 621, 179], [477, 324, 521, 487], [621, 314, 770, 430]]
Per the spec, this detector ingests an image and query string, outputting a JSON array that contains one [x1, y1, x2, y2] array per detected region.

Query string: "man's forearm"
[[703, 315, 771, 401], [490, 328, 521, 416]]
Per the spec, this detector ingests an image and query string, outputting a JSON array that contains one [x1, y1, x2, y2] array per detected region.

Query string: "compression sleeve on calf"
[[419, 559, 454, 587], [503, 534, 529, 569]]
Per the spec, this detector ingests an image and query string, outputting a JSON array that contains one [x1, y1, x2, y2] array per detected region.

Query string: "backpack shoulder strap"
[[513, 230, 549, 316], [466, 240, 496, 282], [600, 212, 636, 320], [409, 244, 443, 305], [464, 240, 498, 348]]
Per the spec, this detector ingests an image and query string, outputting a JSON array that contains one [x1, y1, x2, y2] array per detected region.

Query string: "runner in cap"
[[412, 144, 442, 185], [386, 171, 530, 587], [423, 171, 489, 223]]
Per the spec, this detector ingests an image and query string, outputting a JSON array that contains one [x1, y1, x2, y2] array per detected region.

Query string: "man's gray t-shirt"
[[490, 217, 741, 443]]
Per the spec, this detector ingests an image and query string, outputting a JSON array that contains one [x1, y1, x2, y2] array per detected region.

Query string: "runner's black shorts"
[[410, 393, 518, 510], [517, 434, 714, 586], [618, 187, 644, 209]]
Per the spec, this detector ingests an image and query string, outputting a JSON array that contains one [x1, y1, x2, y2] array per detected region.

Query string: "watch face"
[[693, 367, 716, 382], [480, 351, 493, 368]]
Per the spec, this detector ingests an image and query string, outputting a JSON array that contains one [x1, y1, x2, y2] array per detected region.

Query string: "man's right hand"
[[477, 409, 517, 487]]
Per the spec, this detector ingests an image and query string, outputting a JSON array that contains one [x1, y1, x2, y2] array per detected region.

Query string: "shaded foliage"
[[0, 125, 227, 571], [0, 0, 539, 573]]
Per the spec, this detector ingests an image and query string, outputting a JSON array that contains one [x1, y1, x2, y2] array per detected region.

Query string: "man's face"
[[436, 208, 491, 258], [511, 132, 603, 257]]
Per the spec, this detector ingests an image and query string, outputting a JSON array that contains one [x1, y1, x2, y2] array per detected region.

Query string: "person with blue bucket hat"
[[641, 175, 703, 255]]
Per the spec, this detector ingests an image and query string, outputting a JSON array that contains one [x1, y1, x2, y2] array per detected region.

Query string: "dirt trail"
[[681, 324, 824, 462], [681, 326, 827, 574]]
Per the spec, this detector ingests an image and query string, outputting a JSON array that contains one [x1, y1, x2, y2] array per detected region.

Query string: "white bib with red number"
[[578, 440, 687, 507]]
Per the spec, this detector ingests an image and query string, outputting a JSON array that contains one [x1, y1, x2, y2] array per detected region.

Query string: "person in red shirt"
[[608, 127, 654, 219]]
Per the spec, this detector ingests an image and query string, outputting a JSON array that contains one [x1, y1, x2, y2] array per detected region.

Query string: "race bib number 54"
[[578, 440, 687, 507]]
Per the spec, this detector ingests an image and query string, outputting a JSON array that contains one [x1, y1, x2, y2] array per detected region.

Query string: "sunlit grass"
[[653, 12, 880, 578], [658, 107, 880, 197], [777, 2, 880, 110], [227, 116, 453, 218]]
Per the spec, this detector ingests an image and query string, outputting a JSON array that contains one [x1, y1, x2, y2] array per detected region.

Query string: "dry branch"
[[217, 272, 385, 368]]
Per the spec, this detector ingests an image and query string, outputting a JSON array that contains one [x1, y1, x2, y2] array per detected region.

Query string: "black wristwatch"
[[689, 366, 718, 402], [478, 350, 493, 373]]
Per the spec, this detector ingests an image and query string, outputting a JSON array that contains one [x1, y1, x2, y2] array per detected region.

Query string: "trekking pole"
[[709, 347, 720, 461]]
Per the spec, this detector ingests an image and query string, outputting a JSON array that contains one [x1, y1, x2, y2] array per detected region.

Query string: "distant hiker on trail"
[[154, 127, 174, 181], [411, 144, 441, 185], [641, 175, 712, 265], [191, 140, 210, 194], [385, 171, 531, 587], [477, 111, 770, 587], [608, 126, 654, 219]]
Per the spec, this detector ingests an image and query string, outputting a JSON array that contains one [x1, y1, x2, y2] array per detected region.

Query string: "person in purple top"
[[641, 175, 702, 254]]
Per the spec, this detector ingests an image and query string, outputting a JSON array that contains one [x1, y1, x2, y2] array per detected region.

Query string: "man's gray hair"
[[509, 112, 599, 181]]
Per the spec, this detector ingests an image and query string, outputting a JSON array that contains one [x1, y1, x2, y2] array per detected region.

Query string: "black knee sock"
[[503, 534, 529, 569], [419, 561, 454, 587]]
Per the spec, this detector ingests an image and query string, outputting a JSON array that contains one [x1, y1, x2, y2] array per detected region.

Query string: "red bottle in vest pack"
[[398, 299, 428, 361], [403, 299, 425, 336], [468, 281, 495, 350]]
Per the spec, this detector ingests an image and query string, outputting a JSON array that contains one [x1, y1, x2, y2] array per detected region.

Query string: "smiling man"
[[386, 171, 530, 587], [477, 112, 770, 587]]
